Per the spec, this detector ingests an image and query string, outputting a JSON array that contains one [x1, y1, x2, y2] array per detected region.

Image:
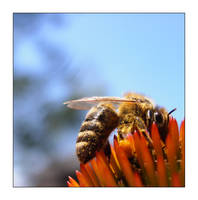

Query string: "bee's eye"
[[154, 112, 163, 125]]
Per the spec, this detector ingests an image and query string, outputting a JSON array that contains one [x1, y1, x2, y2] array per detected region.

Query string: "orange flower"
[[67, 118, 185, 187]]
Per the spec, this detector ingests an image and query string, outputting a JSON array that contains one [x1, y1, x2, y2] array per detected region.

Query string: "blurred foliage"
[[31, 159, 79, 187], [13, 76, 33, 97], [14, 13, 106, 186]]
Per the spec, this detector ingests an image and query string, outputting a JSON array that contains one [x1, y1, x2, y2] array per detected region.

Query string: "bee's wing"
[[64, 96, 137, 110]]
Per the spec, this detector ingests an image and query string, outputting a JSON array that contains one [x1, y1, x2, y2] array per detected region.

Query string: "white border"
[[1, 0, 197, 200]]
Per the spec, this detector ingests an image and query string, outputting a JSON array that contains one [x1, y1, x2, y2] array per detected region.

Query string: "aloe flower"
[[67, 118, 185, 187]]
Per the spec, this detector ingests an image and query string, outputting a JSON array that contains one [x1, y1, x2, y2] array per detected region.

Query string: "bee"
[[64, 93, 176, 163]]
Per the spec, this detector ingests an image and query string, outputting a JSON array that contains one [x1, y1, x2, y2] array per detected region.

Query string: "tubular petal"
[[179, 120, 185, 144], [156, 156, 168, 186], [179, 120, 185, 158], [171, 173, 182, 187], [109, 145, 122, 181], [179, 120, 185, 186], [133, 131, 144, 172], [90, 158, 105, 186], [76, 170, 91, 187], [166, 133, 177, 175], [168, 118, 180, 157], [84, 163, 100, 186], [139, 133, 156, 186], [68, 176, 80, 187], [151, 123, 163, 157], [67, 181, 72, 187], [114, 136, 141, 186], [133, 172, 143, 187], [95, 152, 117, 186], [119, 139, 132, 158], [166, 118, 180, 175], [110, 144, 121, 170], [126, 133, 136, 155], [80, 164, 95, 186]]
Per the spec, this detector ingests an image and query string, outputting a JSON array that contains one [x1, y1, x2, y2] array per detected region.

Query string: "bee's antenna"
[[168, 108, 176, 115]]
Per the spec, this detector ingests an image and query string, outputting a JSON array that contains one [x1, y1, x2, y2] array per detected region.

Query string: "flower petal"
[[114, 135, 142, 186], [95, 151, 117, 186], [67, 176, 80, 187], [156, 156, 168, 186], [171, 173, 182, 187], [127, 133, 136, 155], [76, 170, 92, 187], [166, 118, 179, 175], [133, 131, 144, 169], [90, 158, 104, 186], [110, 145, 121, 178], [139, 132, 156, 186], [83, 163, 100, 186], [151, 123, 163, 157], [119, 139, 132, 158], [80, 164, 95, 186], [179, 119, 185, 186]]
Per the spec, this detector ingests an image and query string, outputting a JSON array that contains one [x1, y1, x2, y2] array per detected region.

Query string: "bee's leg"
[[134, 117, 153, 145], [103, 140, 111, 162], [117, 130, 124, 141], [117, 119, 134, 141]]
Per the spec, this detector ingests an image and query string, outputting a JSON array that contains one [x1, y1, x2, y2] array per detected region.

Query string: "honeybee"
[[64, 93, 176, 163]]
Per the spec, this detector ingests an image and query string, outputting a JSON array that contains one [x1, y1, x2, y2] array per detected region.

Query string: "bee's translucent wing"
[[63, 96, 137, 110]]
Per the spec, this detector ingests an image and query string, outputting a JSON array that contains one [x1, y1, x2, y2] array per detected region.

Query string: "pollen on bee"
[[76, 141, 88, 148]]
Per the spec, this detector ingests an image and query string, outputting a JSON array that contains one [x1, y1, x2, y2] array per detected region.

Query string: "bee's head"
[[146, 107, 176, 142]]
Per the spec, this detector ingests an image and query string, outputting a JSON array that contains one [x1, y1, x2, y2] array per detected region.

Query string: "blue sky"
[[16, 13, 184, 122], [65, 14, 184, 123]]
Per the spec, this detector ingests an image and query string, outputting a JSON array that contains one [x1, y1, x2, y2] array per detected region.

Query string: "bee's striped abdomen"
[[76, 104, 119, 163]]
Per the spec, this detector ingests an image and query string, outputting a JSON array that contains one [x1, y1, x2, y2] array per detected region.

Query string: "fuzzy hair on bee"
[[64, 93, 176, 163], [76, 103, 119, 163]]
